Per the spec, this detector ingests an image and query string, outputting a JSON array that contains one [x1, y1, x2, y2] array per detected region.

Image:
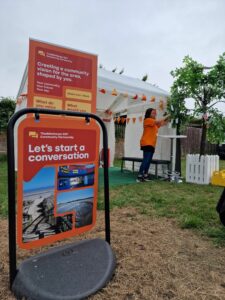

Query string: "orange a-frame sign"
[[17, 116, 100, 249], [27, 39, 97, 113]]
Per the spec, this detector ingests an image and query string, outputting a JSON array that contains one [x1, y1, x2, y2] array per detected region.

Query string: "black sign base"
[[12, 238, 116, 300]]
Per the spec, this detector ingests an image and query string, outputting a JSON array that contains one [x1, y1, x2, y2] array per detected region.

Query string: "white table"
[[158, 135, 187, 173]]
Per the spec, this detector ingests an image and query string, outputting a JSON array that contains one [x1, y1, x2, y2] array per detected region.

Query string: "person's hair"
[[144, 108, 155, 119]]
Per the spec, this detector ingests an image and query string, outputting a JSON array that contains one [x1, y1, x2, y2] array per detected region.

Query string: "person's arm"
[[144, 115, 170, 127], [155, 115, 170, 127]]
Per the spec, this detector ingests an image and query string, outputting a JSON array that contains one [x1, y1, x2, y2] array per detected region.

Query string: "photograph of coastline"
[[22, 167, 72, 243], [57, 188, 94, 228], [57, 164, 95, 191]]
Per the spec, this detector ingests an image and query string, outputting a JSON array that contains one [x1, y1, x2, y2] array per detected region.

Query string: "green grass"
[[0, 154, 8, 217], [1, 154, 225, 245], [99, 157, 225, 246], [220, 159, 225, 170], [98, 177, 225, 245], [115, 157, 225, 175]]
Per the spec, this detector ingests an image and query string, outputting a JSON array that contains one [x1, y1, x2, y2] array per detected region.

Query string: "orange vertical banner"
[[17, 116, 100, 249], [28, 39, 97, 113]]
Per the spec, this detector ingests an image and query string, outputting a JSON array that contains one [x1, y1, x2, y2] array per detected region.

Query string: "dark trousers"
[[138, 150, 154, 176]]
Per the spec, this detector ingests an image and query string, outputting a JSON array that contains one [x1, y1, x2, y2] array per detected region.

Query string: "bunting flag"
[[111, 88, 118, 96], [16, 93, 27, 105], [121, 117, 126, 124], [102, 118, 111, 123], [141, 95, 147, 101], [115, 114, 166, 125], [150, 96, 156, 102], [132, 94, 138, 100], [159, 100, 164, 111], [16, 97, 22, 105], [114, 117, 121, 123], [105, 109, 112, 115], [98, 87, 161, 105]]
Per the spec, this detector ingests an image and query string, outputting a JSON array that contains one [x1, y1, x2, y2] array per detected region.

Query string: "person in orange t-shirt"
[[137, 108, 169, 182]]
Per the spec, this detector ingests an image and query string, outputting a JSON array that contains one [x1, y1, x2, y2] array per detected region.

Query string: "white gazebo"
[[15, 67, 175, 169], [96, 68, 175, 169]]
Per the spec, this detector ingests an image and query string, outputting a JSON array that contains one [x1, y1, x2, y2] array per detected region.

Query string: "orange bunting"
[[99, 88, 106, 94], [105, 109, 112, 115], [132, 94, 138, 100], [159, 100, 164, 111], [16, 93, 27, 105], [102, 118, 111, 123], [126, 118, 130, 124], [16, 97, 22, 105], [120, 117, 125, 124], [111, 88, 118, 96], [132, 117, 136, 123], [141, 95, 147, 101], [150, 96, 156, 102]]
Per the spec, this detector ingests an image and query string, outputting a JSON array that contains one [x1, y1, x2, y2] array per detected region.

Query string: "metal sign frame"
[[7, 108, 110, 288]]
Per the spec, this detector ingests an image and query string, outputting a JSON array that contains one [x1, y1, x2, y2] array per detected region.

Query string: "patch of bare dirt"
[[1, 208, 225, 300]]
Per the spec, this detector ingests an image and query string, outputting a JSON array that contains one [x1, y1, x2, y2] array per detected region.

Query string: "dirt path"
[[1, 207, 225, 300]]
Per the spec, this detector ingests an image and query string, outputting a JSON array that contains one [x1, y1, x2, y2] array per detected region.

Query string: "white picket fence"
[[186, 154, 219, 184]]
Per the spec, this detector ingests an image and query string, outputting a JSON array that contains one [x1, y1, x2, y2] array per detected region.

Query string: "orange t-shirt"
[[140, 118, 161, 148]]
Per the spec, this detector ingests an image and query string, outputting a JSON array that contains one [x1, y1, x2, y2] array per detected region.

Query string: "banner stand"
[[7, 108, 115, 300]]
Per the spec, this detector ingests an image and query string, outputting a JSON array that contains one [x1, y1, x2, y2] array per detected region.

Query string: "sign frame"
[[7, 108, 110, 288]]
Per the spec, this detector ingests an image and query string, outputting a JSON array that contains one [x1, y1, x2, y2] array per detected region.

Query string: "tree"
[[171, 54, 225, 155], [167, 85, 190, 175], [207, 109, 225, 144], [0, 97, 16, 132]]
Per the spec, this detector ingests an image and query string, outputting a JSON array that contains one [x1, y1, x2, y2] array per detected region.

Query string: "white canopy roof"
[[97, 68, 169, 115], [98, 68, 169, 97], [16, 65, 169, 115]]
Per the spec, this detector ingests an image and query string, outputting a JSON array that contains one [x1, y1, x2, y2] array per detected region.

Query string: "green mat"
[[98, 167, 137, 187]]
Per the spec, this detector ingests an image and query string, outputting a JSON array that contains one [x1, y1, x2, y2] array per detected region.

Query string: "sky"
[[57, 188, 94, 204], [0, 0, 225, 112], [24, 166, 55, 191]]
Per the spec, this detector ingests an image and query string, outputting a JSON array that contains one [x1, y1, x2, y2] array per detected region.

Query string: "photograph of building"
[[58, 164, 95, 191]]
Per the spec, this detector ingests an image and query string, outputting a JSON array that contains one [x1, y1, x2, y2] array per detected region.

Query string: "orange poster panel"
[[28, 39, 97, 113], [17, 116, 100, 249]]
